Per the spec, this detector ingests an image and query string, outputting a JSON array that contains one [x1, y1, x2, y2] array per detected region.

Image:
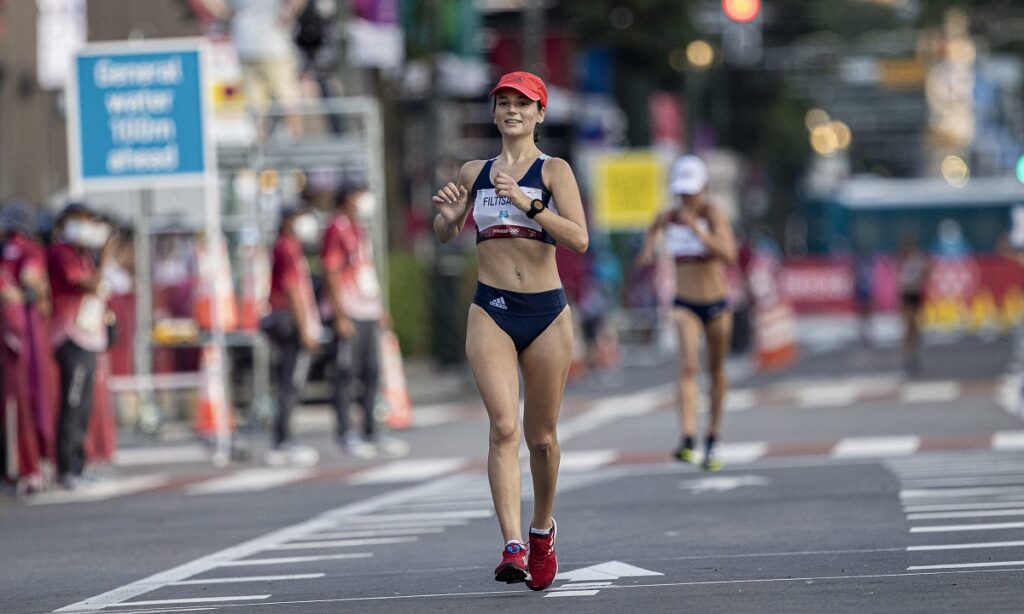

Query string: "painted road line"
[[901, 476, 1024, 488], [910, 521, 1024, 533], [105, 596, 271, 607], [908, 540, 1024, 551], [557, 385, 672, 442], [545, 590, 602, 597], [832, 436, 919, 458], [171, 574, 324, 585], [559, 450, 617, 472], [907, 509, 1024, 520], [725, 388, 755, 412], [333, 510, 493, 523], [993, 431, 1024, 451], [899, 381, 960, 404], [54, 473, 474, 612], [291, 528, 447, 540], [270, 536, 418, 550], [904, 500, 1024, 513], [718, 442, 769, 464], [28, 474, 169, 505], [796, 384, 858, 408], [901, 486, 1024, 499], [113, 445, 209, 466], [184, 468, 315, 495], [348, 458, 466, 485], [549, 583, 613, 590], [218, 554, 373, 567], [907, 561, 1024, 571]]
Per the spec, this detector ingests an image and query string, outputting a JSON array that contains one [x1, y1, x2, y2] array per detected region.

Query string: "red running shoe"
[[494, 541, 529, 584], [526, 518, 558, 591]]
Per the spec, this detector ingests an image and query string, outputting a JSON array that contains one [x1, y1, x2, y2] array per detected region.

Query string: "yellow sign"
[[593, 152, 665, 231]]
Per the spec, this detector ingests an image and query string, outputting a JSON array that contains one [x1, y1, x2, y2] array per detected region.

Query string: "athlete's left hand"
[[676, 208, 698, 228], [494, 171, 529, 211]]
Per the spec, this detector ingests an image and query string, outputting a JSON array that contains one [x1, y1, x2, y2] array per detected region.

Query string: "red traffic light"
[[722, 0, 761, 23]]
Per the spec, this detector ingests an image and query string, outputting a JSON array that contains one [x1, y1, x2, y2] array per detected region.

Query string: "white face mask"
[[63, 220, 85, 244], [292, 214, 319, 244], [355, 193, 377, 219]]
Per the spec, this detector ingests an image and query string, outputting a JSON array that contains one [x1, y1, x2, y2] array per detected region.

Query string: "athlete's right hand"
[[432, 182, 468, 225]]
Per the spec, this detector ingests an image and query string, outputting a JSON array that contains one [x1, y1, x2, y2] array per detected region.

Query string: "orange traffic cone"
[[194, 344, 235, 438], [380, 329, 412, 429], [193, 234, 239, 331]]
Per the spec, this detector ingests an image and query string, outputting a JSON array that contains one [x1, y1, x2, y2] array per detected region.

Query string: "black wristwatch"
[[526, 199, 546, 219]]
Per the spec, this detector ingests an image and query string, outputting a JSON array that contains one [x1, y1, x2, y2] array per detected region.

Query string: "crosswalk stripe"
[[900, 476, 1024, 488], [797, 384, 858, 408], [907, 509, 1024, 520], [910, 521, 1024, 533], [270, 536, 418, 550], [907, 560, 1024, 571], [171, 574, 324, 585], [719, 442, 769, 464], [993, 431, 1024, 451], [292, 528, 446, 540], [218, 553, 372, 566], [832, 436, 919, 458], [185, 468, 315, 495], [106, 595, 271, 607], [899, 382, 960, 404], [908, 540, 1024, 551], [904, 500, 1024, 513], [559, 450, 617, 472], [901, 486, 1024, 499], [348, 458, 466, 485], [27, 475, 169, 505]]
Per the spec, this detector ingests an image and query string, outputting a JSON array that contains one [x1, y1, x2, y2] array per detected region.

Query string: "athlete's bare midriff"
[[674, 258, 728, 303], [477, 238, 561, 292]]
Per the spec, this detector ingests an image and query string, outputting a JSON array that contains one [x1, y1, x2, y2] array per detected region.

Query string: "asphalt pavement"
[[2, 328, 1023, 613]]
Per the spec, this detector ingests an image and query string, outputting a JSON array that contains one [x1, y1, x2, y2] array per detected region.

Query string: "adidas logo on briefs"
[[489, 296, 508, 310]]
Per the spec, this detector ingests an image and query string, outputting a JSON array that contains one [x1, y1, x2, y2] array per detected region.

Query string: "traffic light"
[[722, 0, 761, 23]]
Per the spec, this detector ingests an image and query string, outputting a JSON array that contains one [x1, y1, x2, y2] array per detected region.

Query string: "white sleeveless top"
[[665, 217, 712, 261]]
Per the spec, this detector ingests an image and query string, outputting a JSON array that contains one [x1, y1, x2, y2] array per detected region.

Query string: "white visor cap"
[[669, 155, 709, 195]]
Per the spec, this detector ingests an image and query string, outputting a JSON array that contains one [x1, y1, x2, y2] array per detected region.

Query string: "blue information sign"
[[69, 43, 210, 189]]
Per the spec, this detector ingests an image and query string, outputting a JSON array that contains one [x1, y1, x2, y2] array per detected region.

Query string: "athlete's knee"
[[489, 418, 520, 447], [525, 430, 557, 456], [678, 362, 699, 380]]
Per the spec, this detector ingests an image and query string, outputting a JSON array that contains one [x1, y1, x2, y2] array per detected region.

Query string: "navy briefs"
[[473, 282, 568, 353], [673, 296, 729, 324]]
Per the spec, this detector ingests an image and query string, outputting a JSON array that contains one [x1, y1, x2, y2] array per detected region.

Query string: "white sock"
[[506, 539, 523, 546], [529, 525, 552, 536]]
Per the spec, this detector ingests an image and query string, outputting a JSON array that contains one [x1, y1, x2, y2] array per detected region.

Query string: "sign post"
[[67, 39, 230, 464]]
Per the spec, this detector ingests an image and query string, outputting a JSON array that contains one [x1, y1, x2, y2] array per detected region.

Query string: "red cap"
[[489, 71, 547, 109]]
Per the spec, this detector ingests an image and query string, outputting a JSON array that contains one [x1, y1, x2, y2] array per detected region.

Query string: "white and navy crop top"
[[664, 214, 712, 262], [472, 155, 557, 245]]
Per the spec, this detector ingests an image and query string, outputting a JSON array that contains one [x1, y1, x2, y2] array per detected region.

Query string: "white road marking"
[[217, 554, 372, 567], [559, 450, 617, 472], [170, 574, 324, 585], [113, 445, 209, 467], [796, 384, 858, 408], [907, 561, 1024, 571], [549, 582, 613, 590], [270, 536, 418, 550], [291, 528, 446, 540], [899, 381, 960, 404], [545, 590, 602, 597], [348, 458, 466, 485], [908, 540, 1024, 551], [901, 486, 1024, 499], [184, 468, 315, 495], [28, 475, 169, 505], [105, 596, 271, 607], [832, 436, 920, 458], [993, 431, 1024, 451], [335, 510, 492, 522], [903, 500, 1024, 513], [718, 442, 769, 464], [907, 509, 1024, 520], [725, 388, 756, 412], [910, 521, 1024, 533], [557, 385, 672, 442], [54, 473, 473, 612], [901, 476, 1024, 488], [556, 561, 664, 582]]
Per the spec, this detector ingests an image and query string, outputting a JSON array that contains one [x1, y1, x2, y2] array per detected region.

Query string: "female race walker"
[[637, 155, 737, 471], [432, 71, 588, 590]]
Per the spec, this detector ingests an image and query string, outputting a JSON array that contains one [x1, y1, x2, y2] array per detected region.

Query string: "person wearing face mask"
[[637, 155, 738, 471], [320, 181, 393, 458], [263, 205, 323, 466], [47, 203, 114, 489]]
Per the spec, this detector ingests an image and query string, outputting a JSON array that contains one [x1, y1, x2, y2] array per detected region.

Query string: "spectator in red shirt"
[[47, 203, 112, 489], [263, 205, 322, 466], [321, 183, 390, 458]]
